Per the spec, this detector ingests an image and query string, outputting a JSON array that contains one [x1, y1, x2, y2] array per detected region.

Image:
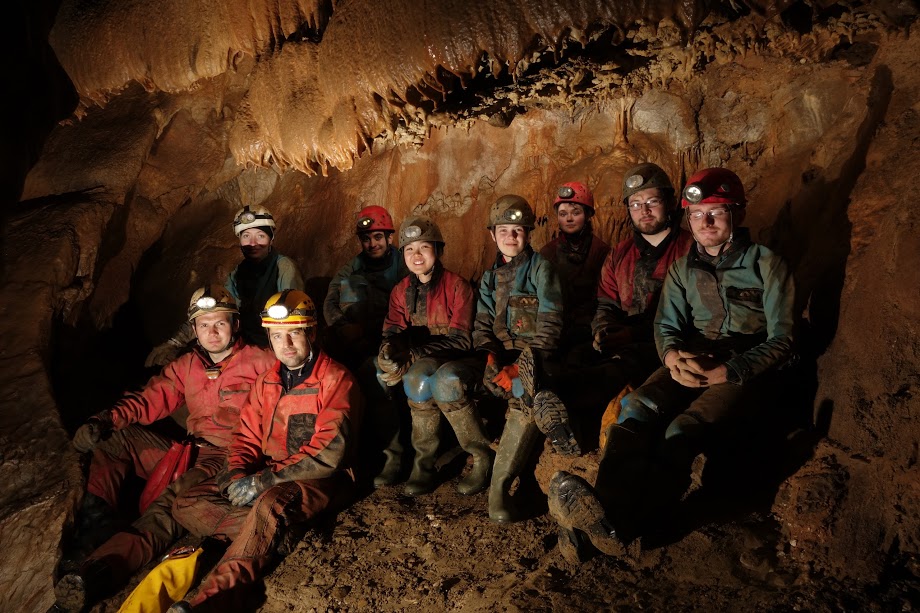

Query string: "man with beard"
[[548, 167, 794, 563], [169, 290, 362, 612], [539, 182, 610, 355], [146, 205, 304, 366], [54, 286, 276, 611]]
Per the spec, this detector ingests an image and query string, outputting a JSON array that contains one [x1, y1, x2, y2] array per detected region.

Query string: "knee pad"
[[403, 359, 439, 402], [431, 363, 473, 403], [618, 392, 657, 424]]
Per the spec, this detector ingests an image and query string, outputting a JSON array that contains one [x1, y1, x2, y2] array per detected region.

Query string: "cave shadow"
[[629, 65, 893, 552]]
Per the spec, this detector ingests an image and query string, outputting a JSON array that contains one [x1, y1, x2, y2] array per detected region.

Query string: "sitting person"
[[323, 205, 408, 486], [548, 167, 795, 561], [539, 181, 610, 361], [376, 215, 493, 496], [146, 205, 304, 365], [475, 195, 576, 525], [168, 290, 362, 611], [54, 286, 275, 611]]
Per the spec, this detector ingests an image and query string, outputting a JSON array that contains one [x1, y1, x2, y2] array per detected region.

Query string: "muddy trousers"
[[602, 367, 747, 519], [87, 424, 174, 508], [84, 445, 226, 585], [172, 472, 354, 611]]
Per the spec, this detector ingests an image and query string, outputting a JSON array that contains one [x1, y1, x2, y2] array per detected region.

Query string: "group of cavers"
[[52, 163, 795, 612]]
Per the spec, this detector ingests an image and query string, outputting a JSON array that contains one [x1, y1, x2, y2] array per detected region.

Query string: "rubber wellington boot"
[[404, 400, 442, 496], [548, 471, 625, 557], [373, 428, 404, 487], [516, 345, 540, 404], [488, 406, 540, 523], [442, 401, 495, 495], [594, 417, 654, 509]]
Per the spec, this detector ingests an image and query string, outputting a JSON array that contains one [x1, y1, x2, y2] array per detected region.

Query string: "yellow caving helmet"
[[187, 285, 239, 321], [261, 290, 318, 328]]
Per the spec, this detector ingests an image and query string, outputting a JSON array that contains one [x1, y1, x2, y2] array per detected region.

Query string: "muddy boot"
[[442, 401, 495, 496], [548, 471, 625, 557], [373, 428, 403, 487], [54, 558, 112, 612], [556, 525, 594, 565], [533, 390, 581, 456], [516, 345, 539, 404], [404, 400, 441, 496], [488, 406, 540, 523]]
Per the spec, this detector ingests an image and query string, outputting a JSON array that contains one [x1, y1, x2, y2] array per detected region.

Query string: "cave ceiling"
[[49, 0, 910, 175]]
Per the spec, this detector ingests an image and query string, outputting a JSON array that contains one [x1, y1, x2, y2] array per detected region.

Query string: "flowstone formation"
[[2, 0, 919, 610]]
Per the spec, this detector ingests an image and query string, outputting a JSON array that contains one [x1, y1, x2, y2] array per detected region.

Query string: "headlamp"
[[196, 296, 217, 309], [505, 209, 523, 222], [683, 184, 704, 203], [357, 217, 373, 228], [404, 225, 422, 239], [558, 186, 575, 199], [625, 174, 645, 190], [238, 211, 256, 224], [267, 304, 289, 320]]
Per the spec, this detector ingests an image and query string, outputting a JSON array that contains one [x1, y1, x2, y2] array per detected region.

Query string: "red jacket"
[[593, 228, 693, 340], [109, 340, 276, 448], [384, 265, 474, 359], [227, 350, 363, 482]]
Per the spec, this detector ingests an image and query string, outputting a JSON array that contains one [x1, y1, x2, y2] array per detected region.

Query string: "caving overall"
[[474, 245, 565, 523], [171, 350, 362, 611]]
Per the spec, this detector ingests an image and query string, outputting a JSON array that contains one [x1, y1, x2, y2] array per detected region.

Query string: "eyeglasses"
[[627, 198, 663, 211], [688, 208, 731, 222]]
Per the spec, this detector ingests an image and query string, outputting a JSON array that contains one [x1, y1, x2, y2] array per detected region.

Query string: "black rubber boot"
[[488, 405, 540, 523], [404, 400, 441, 496], [548, 471, 625, 558], [442, 401, 494, 496], [373, 427, 403, 487], [594, 417, 655, 510]]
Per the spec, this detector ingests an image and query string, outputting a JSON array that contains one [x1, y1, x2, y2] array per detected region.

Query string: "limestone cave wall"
[[2, 0, 919, 610]]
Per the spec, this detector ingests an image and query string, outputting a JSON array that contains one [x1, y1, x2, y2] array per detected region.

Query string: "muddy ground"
[[86, 432, 918, 613]]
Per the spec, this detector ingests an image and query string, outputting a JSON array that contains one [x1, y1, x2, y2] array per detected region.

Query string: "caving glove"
[[226, 473, 269, 507]]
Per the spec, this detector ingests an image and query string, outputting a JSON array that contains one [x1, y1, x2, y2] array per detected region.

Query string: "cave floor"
[[88, 458, 917, 613]]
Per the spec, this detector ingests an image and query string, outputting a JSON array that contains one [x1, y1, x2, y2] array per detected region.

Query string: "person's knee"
[[431, 364, 471, 403], [618, 392, 658, 424], [664, 413, 705, 440], [403, 360, 438, 402]]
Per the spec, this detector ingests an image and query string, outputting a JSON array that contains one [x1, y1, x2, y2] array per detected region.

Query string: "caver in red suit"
[[171, 290, 363, 612], [54, 286, 275, 613]]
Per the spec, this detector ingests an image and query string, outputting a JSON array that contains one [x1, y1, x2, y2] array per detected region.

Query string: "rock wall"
[[2, 1, 919, 610]]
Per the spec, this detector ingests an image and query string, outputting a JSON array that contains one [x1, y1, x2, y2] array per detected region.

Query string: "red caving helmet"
[[553, 181, 595, 215], [355, 205, 395, 234], [681, 168, 746, 208]]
